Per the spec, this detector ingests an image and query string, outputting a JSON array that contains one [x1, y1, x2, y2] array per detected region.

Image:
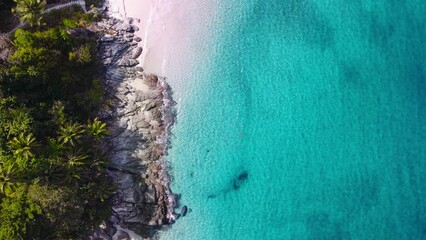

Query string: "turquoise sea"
[[161, 0, 426, 239]]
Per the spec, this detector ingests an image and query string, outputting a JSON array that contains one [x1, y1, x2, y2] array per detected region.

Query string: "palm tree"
[[8, 133, 38, 159], [63, 149, 89, 182], [40, 158, 65, 183], [12, 0, 47, 27], [65, 151, 88, 169], [13, 0, 46, 26], [86, 118, 109, 142], [91, 148, 108, 172], [50, 101, 66, 126], [0, 162, 19, 196], [58, 122, 85, 146]]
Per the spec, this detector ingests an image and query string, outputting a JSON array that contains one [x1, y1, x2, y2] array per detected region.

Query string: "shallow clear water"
[[161, 0, 426, 239]]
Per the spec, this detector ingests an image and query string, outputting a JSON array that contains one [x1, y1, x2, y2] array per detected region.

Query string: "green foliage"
[[0, 6, 113, 239], [8, 133, 38, 160], [43, 6, 98, 30], [69, 43, 91, 63], [63, 148, 89, 182], [62, 18, 77, 29], [1, 27, 102, 121], [0, 190, 41, 240], [12, 0, 46, 27], [87, 118, 109, 142], [9, 28, 69, 78], [58, 122, 86, 147], [27, 183, 85, 238], [85, 79, 105, 116], [0, 97, 32, 150], [0, 102, 113, 238], [49, 100, 66, 126], [0, 161, 20, 197]]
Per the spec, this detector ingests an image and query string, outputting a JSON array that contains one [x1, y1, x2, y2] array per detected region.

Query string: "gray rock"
[[67, 28, 92, 37], [125, 33, 134, 38], [112, 203, 134, 215], [108, 225, 117, 236], [125, 213, 147, 223], [136, 120, 150, 128], [115, 230, 131, 240], [109, 214, 121, 224], [93, 15, 178, 239], [131, 25, 139, 32], [122, 188, 140, 203], [108, 18, 115, 25], [117, 23, 130, 32], [181, 205, 188, 217], [130, 47, 142, 59], [99, 232, 112, 240], [108, 44, 131, 59], [144, 186, 156, 204], [101, 34, 115, 42], [151, 109, 162, 120], [103, 58, 112, 65], [123, 37, 133, 42], [116, 173, 135, 189], [124, 18, 133, 25], [118, 58, 139, 67], [136, 72, 145, 79]]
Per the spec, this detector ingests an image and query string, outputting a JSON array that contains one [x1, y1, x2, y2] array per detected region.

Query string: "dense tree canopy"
[[3, 26, 101, 119], [0, 6, 112, 239]]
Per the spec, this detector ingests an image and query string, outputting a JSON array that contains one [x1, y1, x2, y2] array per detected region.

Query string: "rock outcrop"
[[91, 17, 177, 240]]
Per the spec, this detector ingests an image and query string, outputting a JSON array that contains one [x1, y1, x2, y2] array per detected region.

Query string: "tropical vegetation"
[[12, 0, 46, 26], [0, 0, 112, 238]]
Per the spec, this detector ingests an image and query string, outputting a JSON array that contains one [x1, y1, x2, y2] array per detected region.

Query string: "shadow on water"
[[207, 170, 249, 199]]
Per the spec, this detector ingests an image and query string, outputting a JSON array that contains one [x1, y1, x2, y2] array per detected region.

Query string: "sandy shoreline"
[[105, 0, 216, 78], [106, 0, 182, 75]]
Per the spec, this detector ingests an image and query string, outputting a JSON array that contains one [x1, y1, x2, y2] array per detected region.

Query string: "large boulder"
[[114, 230, 131, 240], [130, 47, 142, 59]]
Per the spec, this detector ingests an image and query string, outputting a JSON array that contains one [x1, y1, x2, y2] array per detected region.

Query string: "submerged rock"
[[233, 171, 249, 190], [181, 206, 188, 217]]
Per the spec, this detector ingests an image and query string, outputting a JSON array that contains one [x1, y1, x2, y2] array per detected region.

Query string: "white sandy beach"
[[106, 0, 216, 80]]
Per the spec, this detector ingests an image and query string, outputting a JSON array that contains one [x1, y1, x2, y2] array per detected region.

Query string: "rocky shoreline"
[[90, 15, 178, 240]]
